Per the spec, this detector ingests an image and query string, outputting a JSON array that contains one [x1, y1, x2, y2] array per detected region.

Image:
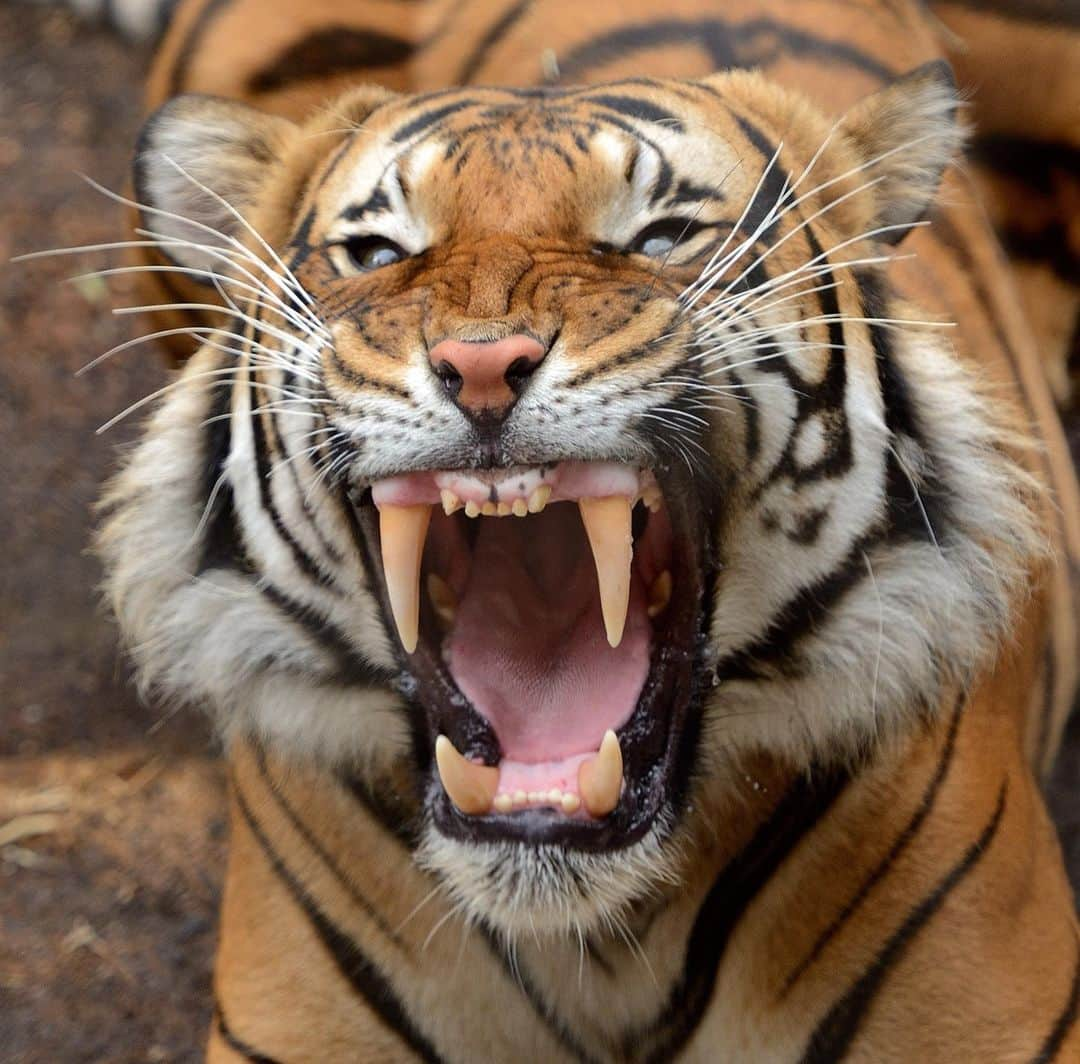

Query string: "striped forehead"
[[314, 84, 762, 240]]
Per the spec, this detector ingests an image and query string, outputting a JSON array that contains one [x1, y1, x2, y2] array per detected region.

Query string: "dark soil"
[[0, 6, 1076, 1063]]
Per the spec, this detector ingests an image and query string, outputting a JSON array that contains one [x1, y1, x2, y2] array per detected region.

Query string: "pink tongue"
[[444, 505, 649, 763]]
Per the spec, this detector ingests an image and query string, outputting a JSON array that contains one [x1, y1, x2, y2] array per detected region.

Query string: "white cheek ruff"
[[97, 345, 408, 771]]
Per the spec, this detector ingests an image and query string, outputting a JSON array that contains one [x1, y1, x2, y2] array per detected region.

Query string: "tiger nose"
[[428, 335, 547, 420]]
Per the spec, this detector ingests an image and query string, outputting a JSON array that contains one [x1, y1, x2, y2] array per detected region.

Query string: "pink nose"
[[428, 334, 546, 419]]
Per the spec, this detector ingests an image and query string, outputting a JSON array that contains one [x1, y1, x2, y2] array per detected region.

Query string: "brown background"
[[1, 6, 1077, 1062]]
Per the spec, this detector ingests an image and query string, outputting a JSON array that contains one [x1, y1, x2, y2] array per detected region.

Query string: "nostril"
[[504, 355, 537, 395], [435, 359, 463, 399]]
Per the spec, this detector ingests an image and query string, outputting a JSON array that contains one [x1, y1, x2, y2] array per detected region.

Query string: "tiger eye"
[[345, 236, 406, 272]]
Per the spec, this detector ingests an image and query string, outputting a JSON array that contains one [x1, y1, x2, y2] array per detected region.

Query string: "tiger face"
[[101, 63, 1038, 936]]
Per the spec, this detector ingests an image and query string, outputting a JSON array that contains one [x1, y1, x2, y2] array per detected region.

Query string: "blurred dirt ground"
[[1, 7, 222, 1063], [0, 6, 1077, 1063]]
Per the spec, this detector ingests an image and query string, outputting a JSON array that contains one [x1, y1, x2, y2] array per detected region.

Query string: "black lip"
[[351, 461, 713, 853]]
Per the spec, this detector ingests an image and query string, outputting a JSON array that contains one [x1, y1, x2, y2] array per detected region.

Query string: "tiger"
[[69, 0, 1080, 1059]]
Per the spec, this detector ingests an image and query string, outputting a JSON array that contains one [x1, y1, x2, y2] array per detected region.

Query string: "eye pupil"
[[345, 237, 405, 272]]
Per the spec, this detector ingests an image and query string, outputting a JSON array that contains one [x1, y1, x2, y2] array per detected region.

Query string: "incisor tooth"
[[493, 794, 513, 814], [496, 501, 512, 517], [440, 489, 463, 516], [378, 504, 431, 653], [579, 495, 633, 647], [427, 573, 457, 627], [561, 793, 581, 814], [578, 730, 623, 817], [527, 485, 552, 513], [435, 735, 498, 816], [512, 498, 529, 517], [482, 501, 498, 516], [647, 570, 673, 619], [464, 500, 481, 518]]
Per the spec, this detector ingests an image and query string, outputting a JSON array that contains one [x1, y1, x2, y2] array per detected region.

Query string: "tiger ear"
[[838, 60, 963, 244], [134, 94, 299, 273]]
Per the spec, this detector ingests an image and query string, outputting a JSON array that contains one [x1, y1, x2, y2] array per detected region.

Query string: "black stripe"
[[233, 783, 445, 1063], [799, 780, 1008, 1064], [248, 28, 415, 94], [259, 582, 391, 687], [859, 266, 950, 544], [586, 93, 685, 132], [341, 187, 391, 223], [262, 369, 345, 567], [248, 377, 340, 592], [170, 0, 232, 94], [558, 17, 895, 84], [458, 0, 534, 83], [1030, 936, 1080, 1063], [253, 747, 408, 950], [214, 1002, 282, 1064], [999, 224, 1080, 287], [624, 765, 852, 1062], [972, 136, 1080, 197], [197, 356, 249, 575], [712, 533, 880, 682], [936, 0, 1080, 28], [343, 774, 421, 849], [782, 693, 965, 993], [392, 100, 480, 145], [478, 929, 603, 1064], [731, 112, 853, 494]]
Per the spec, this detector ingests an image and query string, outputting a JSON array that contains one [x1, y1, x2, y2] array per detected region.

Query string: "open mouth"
[[352, 460, 709, 851]]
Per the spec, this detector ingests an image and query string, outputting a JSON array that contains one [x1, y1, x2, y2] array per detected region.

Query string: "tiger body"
[[89, 0, 1080, 1060]]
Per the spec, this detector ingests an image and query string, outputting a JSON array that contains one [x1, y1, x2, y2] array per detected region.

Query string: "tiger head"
[[100, 62, 1039, 936]]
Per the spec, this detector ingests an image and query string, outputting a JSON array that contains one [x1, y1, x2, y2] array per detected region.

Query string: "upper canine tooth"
[[527, 485, 552, 513], [647, 570, 672, 618], [440, 489, 463, 516], [378, 504, 432, 653], [578, 495, 633, 647], [427, 573, 457, 627], [577, 730, 623, 817], [435, 736, 499, 816]]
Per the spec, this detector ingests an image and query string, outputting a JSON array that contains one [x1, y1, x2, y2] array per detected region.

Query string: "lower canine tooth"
[[647, 570, 673, 618], [578, 730, 623, 817], [579, 496, 633, 647], [435, 736, 498, 815], [378, 504, 432, 653]]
